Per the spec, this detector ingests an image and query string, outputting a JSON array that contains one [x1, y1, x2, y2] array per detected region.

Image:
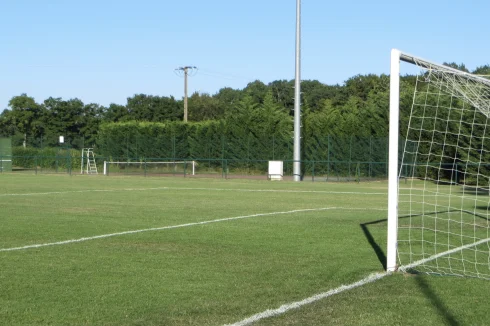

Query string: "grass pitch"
[[0, 174, 489, 325]]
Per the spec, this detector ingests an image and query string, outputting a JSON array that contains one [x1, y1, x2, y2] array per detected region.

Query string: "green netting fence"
[[0, 137, 12, 172], [4, 135, 396, 180], [93, 134, 396, 180]]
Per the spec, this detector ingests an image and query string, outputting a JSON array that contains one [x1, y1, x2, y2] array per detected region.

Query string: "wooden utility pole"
[[175, 66, 197, 122]]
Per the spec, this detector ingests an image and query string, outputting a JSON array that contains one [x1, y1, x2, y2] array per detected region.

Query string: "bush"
[[12, 147, 81, 171]]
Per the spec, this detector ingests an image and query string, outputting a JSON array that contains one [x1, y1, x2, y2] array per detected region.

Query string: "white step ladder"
[[81, 148, 98, 175]]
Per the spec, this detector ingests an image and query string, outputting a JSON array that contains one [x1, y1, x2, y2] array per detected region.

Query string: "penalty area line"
[[223, 272, 389, 326], [0, 207, 347, 253]]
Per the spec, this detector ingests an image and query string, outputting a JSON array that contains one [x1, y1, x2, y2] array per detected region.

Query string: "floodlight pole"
[[293, 0, 302, 181]]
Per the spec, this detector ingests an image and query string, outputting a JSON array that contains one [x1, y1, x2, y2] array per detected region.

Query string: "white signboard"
[[268, 161, 283, 180]]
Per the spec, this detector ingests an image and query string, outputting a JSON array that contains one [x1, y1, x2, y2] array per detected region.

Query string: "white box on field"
[[268, 161, 283, 180]]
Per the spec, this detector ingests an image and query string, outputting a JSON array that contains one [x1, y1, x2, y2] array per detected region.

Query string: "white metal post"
[[387, 49, 401, 272], [103, 161, 107, 175], [293, 0, 301, 181], [81, 149, 84, 174]]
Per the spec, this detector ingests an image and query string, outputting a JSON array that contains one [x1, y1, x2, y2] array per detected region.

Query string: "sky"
[[1, 0, 489, 112]]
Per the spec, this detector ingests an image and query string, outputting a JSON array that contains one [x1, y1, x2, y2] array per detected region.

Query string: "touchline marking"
[[0, 207, 386, 253], [223, 237, 490, 326], [0, 187, 171, 197], [0, 187, 386, 197], [172, 187, 387, 196], [223, 272, 389, 326]]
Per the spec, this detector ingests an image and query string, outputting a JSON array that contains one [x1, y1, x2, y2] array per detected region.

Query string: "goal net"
[[387, 49, 490, 279], [103, 161, 196, 176]]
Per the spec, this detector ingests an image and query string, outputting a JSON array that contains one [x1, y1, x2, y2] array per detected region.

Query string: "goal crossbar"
[[103, 161, 196, 176]]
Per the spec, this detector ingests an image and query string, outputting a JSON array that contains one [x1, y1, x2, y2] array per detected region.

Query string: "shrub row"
[[12, 147, 82, 171]]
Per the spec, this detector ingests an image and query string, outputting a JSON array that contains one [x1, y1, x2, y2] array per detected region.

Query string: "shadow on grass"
[[360, 209, 489, 270], [359, 221, 387, 270], [414, 275, 461, 326], [361, 215, 461, 326], [359, 214, 417, 270], [359, 209, 480, 270], [461, 186, 490, 196]]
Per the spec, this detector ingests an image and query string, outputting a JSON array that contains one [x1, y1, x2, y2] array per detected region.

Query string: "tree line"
[[1, 62, 489, 154]]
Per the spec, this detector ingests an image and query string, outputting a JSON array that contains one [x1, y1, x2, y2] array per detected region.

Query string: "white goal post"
[[103, 161, 196, 176], [387, 49, 490, 279], [0, 159, 12, 172]]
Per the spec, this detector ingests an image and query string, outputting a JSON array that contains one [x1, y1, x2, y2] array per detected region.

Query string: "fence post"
[[386, 137, 389, 177], [223, 159, 228, 179], [126, 133, 129, 162], [369, 136, 372, 179], [349, 136, 353, 181], [312, 161, 315, 182], [68, 149, 72, 175], [272, 135, 275, 160], [172, 136, 176, 161], [327, 135, 330, 182], [221, 135, 225, 161]]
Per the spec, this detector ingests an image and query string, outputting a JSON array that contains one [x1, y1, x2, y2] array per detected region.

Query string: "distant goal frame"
[[103, 160, 196, 176]]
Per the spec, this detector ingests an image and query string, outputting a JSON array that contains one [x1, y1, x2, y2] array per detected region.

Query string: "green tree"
[[41, 97, 81, 147], [268, 79, 294, 114], [214, 87, 243, 108], [243, 80, 268, 105], [104, 103, 130, 123], [126, 94, 182, 122], [188, 92, 224, 121], [473, 65, 490, 76], [443, 62, 469, 72], [79, 103, 105, 147], [2, 94, 44, 147]]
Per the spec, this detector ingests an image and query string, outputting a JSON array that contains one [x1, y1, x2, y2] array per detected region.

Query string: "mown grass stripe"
[[0, 187, 386, 197], [0, 208, 337, 252]]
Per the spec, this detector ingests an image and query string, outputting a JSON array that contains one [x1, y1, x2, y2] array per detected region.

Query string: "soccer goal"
[[0, 159, 12, 172], [387, 49, 490, 279], [103, 160, 196, 176]]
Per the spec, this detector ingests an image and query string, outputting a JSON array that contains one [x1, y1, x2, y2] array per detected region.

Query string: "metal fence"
[[2, 135, 400, 181]]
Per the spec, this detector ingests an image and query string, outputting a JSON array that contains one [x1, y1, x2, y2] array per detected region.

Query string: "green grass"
[[0, 174, 489, 325]]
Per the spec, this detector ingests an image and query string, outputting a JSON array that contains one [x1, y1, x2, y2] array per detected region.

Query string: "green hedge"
[[12, 147, 82, 171], [95, 121, 395, 177]]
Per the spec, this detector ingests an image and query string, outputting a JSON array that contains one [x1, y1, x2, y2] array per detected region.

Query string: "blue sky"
[[1, 0, 489, 112]]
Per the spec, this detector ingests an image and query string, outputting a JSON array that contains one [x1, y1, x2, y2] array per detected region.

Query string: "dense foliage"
[[1, 64, 489, 176], [0, 74, 401, 149]]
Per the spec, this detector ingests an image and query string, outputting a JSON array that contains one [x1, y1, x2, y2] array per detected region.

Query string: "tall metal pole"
[[293, 0, 302, 181]]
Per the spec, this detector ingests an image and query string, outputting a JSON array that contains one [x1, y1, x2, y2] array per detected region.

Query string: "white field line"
[[399, 237, 490, 273], [0, 187, 171, 197], [0, 187, 387, 198], [225, 235, 490, 326], [0, 207, 387, 253], [224, 272, 389, 326]]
